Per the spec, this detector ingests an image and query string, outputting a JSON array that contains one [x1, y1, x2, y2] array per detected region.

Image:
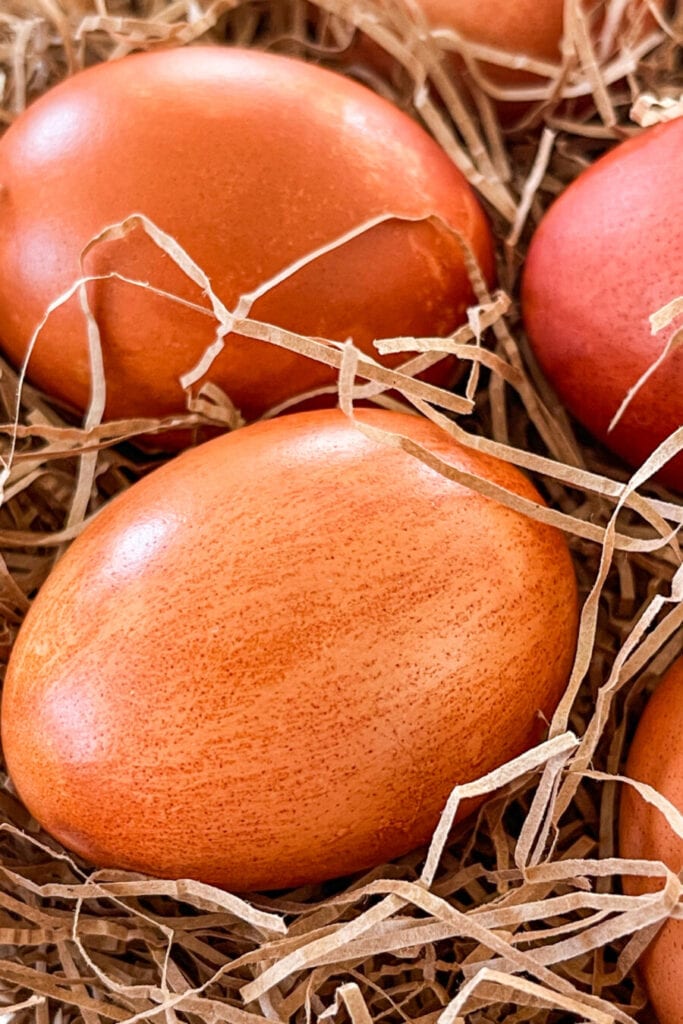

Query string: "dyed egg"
[[0, 46, 494, 434], [620, 658, 683, 1024], [1, 409, 578, 891], [523, 117, 683, 491]]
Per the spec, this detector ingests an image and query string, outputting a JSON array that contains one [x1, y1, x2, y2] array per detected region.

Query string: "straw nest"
[[0, 1, 682, 1022]]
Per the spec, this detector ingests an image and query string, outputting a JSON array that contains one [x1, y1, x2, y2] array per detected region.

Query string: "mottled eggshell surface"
[[1, 409, 578, 892], [620, 658, 683, 1024], [523, 117, 683, 492], [0, 46, 494, 432]]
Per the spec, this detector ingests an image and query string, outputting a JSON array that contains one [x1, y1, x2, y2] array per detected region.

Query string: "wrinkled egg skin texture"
[[523, 118, 683, 492], [620, 658, 683, 1024], [0, 46, 494, 430], [1, 409, 578, 892]]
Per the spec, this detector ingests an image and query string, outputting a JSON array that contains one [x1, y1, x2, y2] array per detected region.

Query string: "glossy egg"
[[0, 46, 494, 433], [1, 409, 578, 891], [620, 658, 683, 1024], [523, 117, 683, 492]]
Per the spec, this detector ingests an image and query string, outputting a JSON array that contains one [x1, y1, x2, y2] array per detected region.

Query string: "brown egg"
[[1, 409, 578, 891], [0, 46, 494, 435], [345, 0, 660, 124], [414, 0, 660, 94], [620, 658, 683, 1024]]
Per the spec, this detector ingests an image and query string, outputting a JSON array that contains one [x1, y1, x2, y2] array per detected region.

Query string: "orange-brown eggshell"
[[348, 0, 660, 110], [418, 0, 660, 87], [0, 46, 494, 432], [523, 117, 683, 492], [1, 409, 578, 891], [620, 657, 683, 1024]]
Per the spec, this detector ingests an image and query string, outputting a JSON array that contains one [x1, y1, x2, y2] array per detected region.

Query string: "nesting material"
[[0, 1, 682, 1022]]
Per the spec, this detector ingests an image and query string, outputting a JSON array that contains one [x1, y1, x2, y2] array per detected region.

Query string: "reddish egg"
[[1, 409, 578, 891], [620, 658, 683, 1024], [523, 117, 683, 491], [0, 46, 494, 434]]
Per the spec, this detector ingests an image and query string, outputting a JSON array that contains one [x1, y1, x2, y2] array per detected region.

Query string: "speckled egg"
[[620, 657, 683, 1024], [0, 46, 494, 435], [1, 409, 578, 891]]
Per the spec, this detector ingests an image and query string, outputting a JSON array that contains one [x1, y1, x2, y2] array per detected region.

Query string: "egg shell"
[[0, 46, 494, 432], [619, 657, 683, 1024], [1, 409, 578, 892], [522, 117, 683, 492], [418, 0, 659, 88], [419, 0, 563, 89], [348, 0, 659, 103]]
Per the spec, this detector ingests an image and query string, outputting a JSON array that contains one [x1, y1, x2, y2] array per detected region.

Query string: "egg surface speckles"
[[523, 118, 683, 491], [620, 658, 683, 1024], [1, 409, 578, 891], [0, 46, 494, 434]]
